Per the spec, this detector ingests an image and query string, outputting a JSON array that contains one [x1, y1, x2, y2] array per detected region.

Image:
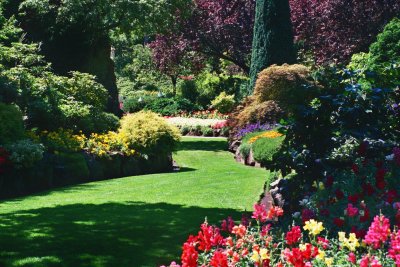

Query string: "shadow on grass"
[[178, 139, 228, 152], [0, 202, 245, 267]]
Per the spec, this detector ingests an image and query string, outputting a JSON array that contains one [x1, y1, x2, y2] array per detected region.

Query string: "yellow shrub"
[[119, 111, 181, 155], [253, 64, 318, 111]]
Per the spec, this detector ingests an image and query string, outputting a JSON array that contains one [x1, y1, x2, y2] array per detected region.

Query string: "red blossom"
[[210, 250, 228, 267], [286, 226, 302, 245], [325, 176, 334, 187], [348, 252, 356, 264], [333, 218, 345, 228], [345, 204, 359, 217], [197, 223, 224, 251], [181, 236, 198, 267], [252, 203, 268, 222], [335, 189, 344, 200]]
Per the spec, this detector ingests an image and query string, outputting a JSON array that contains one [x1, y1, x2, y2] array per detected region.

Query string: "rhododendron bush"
[[162, 203, 400, 267]]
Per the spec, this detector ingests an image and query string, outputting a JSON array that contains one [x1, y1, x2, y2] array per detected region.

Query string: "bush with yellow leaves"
[[119, 111, 181, 156]]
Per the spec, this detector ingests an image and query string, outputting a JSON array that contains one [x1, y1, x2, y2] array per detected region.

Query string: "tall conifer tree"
[[248, 0, 296, 94]]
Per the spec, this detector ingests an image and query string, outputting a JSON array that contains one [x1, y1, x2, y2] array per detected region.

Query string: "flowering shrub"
[[173, 110, 229, 120], [302, 145, 400, 236], [162, 204, 400, 267], [6, 140, 44, 169], [27, 128, 81, 153], [76, 132, 136, 159]]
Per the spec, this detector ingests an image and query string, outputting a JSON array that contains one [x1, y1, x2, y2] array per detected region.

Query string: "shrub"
[[92, 112, 120, 133], [0, 103, 24, 144], [200, 126, 213, 137], [252, 135, 285, 166], [6, 139, 44, 169], [348, 18, 400, 89], [211, 92, 235, 114], [178, 79, 199, 103], [28, 128, 81, 153], [238, 142, 252, 158], [145, 97, 193, 116], [180, 125, 191, 136], [236, 100, 283, 128], [119, 111, 180, 155], [254, 64, 319, 112]]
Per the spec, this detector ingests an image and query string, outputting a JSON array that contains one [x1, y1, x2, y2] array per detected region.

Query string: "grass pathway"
[[0, 137, 269, 267]]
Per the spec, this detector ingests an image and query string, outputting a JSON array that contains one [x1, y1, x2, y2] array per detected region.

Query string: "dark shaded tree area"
[[290, 0, 400, 64], [248, 0, 296, 94]]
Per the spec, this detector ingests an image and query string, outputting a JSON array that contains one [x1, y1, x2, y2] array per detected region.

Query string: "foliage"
[[6, 139, 44, 169], [0, 103, 24, 144], [195, 71, 249, 107], [254, 64, 318, 112], [119, 111, 181, 156], [175, 0, 255, 73], [305, 145, 400, 235], [235, 101, 284, 129], [211, 92, 235, 114], [149, 34, 204, 92], [248, 0, 296, 93], [112, 37, 172, 95], [348, 18, 400, 89], [143, 97, 197, 116], [290, 0, 400, 64], [178, 79, 199, 103], [28, 129, 81, 153], [273, 76, 399, 181]]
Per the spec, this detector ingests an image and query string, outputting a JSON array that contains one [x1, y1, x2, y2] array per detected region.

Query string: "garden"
[[0, 0, 400, 266]]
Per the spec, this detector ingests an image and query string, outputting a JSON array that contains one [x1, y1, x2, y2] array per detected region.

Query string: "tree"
[[248, 0, 296, 94], [4, 0, 191, 115], [290, 0, 400, 64], [148, 34, 204, 95], [181, 0, 255, 73]]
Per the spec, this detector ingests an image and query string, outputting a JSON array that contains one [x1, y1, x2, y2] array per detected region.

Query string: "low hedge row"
[[0, 151, 172, 199]]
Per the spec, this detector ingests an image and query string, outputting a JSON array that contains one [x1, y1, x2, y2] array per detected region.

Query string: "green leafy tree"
[[248, 0, 296, 94], [4, 0, 191, 114]]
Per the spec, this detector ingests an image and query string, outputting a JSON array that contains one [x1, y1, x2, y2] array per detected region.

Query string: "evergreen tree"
[[248, 0, 296, 94]]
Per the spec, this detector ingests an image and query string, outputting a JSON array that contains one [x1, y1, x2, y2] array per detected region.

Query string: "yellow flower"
[[339, 232, 359, 251], [316, 250, 325, 260], [251, 250, 260, 263], [303, 219, 324, 236], [259, 248, 269, 260], [248, 131, 283, 144], [325, 257, 333, 267]]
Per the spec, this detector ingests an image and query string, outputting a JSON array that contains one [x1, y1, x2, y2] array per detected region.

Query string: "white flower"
[[299, 198, 310, 207]]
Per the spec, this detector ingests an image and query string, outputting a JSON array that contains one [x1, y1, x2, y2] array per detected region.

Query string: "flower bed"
[[162, 203, 400, 267], [166, 117, 229, 137]]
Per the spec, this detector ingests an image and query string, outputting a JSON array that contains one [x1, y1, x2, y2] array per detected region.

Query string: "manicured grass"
[[0, 137, 269, 267]]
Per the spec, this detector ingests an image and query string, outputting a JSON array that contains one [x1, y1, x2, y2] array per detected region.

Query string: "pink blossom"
[[345, 204, 359, 217], [364, 215, 391, 249]]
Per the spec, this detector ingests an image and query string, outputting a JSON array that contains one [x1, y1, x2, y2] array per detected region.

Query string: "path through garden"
[[0, 137, 269, 267]]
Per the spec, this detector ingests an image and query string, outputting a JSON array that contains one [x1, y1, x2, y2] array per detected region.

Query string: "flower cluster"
[[171, 110, 229, 120], [166, 117, 227, 128], [248, 131, 283, 144], [162, 205, 400, 267], [77, 132, 136, 159], [235, 122, 276, 139], [27, 128, 81, 153]]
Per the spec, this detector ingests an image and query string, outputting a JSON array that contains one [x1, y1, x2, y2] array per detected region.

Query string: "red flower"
[[286, 226, 302, 245], [317, 237, 329, 249], [387, 190, 398, 204], [375, 168, 387, 190], [362, 183, 375, 196], [221, 216, 235, 232], [181, 236, 198, 267], [267, 206, 284, 220], [351, 227, 367, 239], [360, 208, 370, 223], [197, 223, 224, 251], [348, 252, 356, 264], [345, 203, 359, 217], [348, 194, 359, 204], [335, 189, 344, 200], [210, 250, 228, 267], [333, 218, 345, 228]]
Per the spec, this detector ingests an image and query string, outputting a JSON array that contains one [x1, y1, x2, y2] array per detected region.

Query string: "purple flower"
[[236, 122, 275, 138]]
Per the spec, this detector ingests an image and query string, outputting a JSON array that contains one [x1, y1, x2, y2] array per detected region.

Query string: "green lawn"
[[0, 137, 269, 267]]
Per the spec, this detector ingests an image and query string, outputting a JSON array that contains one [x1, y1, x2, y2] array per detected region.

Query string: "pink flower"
[[345, 204, 359, 217], [360, 255, 370, 267], [348, 252, 356, 264], [389, 230, 400, 265], [252, 203, 268, 222], [364, 215, 391, 249]]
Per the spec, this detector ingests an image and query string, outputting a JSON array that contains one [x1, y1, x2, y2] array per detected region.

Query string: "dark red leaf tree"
[[290, 0, 400, 64]]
